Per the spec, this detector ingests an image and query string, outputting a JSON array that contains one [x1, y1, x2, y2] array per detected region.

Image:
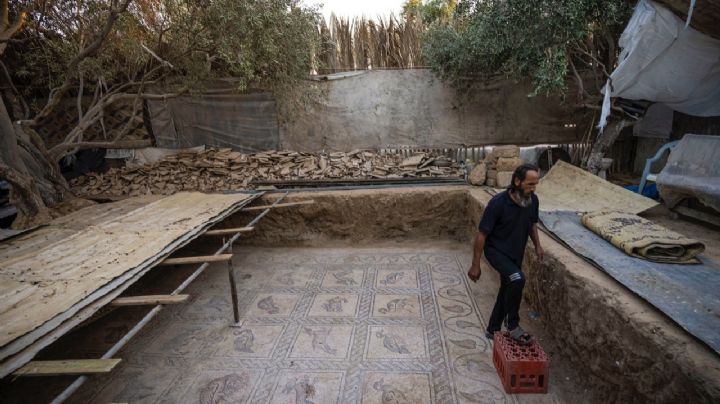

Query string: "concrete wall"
[[280, 69, 582, 151]]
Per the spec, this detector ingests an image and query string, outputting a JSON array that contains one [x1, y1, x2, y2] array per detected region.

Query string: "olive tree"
[[422, 0, 635, 174], [1, 0, 319, 228]]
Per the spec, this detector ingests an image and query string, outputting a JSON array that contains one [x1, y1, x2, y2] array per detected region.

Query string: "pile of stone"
[[468, 145, 523, 188], [70, 148, 464, 198]]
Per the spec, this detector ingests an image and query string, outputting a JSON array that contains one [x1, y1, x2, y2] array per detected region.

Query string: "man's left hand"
[[535, 245, 545, 262]]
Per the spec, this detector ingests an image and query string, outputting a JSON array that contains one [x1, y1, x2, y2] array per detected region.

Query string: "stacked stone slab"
[[480, 145, 522, 188], [70, 148, 465, 198]]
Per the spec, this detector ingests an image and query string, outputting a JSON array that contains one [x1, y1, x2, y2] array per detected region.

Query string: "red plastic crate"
[[492, 331, 549, 394]]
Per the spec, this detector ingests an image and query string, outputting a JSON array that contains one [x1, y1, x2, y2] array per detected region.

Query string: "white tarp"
[[606, 0, 720, 118]]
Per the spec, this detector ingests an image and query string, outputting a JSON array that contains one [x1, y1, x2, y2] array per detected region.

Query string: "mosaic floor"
[[71, 246, 526, 403]]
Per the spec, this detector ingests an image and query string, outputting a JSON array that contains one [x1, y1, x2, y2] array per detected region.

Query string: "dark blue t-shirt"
[[478, 190, 539, 265]]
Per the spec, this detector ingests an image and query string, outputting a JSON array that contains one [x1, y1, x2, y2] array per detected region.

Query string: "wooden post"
[[225, 241, 240, 324]]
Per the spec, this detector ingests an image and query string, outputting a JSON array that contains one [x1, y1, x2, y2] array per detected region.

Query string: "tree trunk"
[[0, 100, 54, 228], [586, 119, 630, 175]]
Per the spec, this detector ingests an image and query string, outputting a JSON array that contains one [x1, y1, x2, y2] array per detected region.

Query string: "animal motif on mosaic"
[[378, 298, 414, 314], [233, 329, 255, 353], [199, 373, 248, 404], [200, 296, 228, 313], [322, 296, 348, 312], [375, 330, 410, 354], [167, 327, 205, 355], [372, 378, 409, 404], [380, 271, 405, 286], [282, 375, 317, 404], [304, 327, 337, 355], [332, 270, 357, 285], [257, 296, 280, 314]]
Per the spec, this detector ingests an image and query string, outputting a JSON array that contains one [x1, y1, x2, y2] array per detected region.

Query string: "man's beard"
[[513, 188, 533, 207]]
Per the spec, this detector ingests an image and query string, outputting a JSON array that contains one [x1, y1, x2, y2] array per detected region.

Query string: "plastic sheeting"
[[540, 210, 720, 354], [633, 103, 673, 139], [147, 92, 279, 153], [605, 0, 720, 117], [656, 134, 720, 213]]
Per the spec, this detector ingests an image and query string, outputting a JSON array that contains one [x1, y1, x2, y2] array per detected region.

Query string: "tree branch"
[[77, 71, 84, 124], [573, 42, 610, 78], [51, 139, 152, 155], [568, 57, 588, 100], [1, 0, 9, 30], [141, 43, 174, 68], [0, 59, 30, 119], [48, 87, 186, 160], [30, 0, 132, 125]]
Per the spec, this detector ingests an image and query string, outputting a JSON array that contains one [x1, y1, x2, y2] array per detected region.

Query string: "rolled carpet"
[[581, 210, 705, 264]]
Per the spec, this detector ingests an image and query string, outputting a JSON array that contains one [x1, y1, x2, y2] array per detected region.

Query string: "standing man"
[[467, 164, 544, 344]]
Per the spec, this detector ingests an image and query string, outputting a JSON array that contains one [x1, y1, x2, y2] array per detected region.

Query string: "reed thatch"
[[317, 14, 425, 73]]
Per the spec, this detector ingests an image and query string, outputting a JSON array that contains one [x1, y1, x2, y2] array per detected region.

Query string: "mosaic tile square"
[[375, 268, 419, 288], [307, 293, 360, 317], [268, 371, 344, 404], [245, 293, 302, 317], [321, 268, 365, 288], [366, 325, 428, 360], [212, 324, 285, 358], [289, 325, 355, 359], [371, 294, 422, 318]]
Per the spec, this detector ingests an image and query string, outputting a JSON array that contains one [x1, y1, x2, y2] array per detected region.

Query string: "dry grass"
[[317, 14, 425, 73]]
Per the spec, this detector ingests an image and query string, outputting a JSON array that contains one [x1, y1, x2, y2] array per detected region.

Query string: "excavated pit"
[[2, 186, 718, 403], [227, 186, 720, 402]]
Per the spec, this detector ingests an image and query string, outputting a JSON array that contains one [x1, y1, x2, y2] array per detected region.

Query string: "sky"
[[306, 0, 406, 20]]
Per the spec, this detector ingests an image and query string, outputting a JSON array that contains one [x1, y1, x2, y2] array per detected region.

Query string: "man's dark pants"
[[485, 246, 526, 333]]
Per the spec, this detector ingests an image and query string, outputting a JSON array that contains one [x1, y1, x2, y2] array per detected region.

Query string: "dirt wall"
[[230, 186, 476, 245]]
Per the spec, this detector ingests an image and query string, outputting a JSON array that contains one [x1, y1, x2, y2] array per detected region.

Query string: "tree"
[[422, 0, 635, 174], [402, 0, 457, 24], [1, 0, 320, 228]]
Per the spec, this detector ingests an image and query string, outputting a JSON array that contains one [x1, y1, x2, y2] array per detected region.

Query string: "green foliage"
[[422, 0, 633, 98], [160, 0, 320, 93], [402, 0, 457, 25], [8, 0, 320, 103]]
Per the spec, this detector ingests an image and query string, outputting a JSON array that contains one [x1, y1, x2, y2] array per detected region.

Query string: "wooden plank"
[[13, 359, 121, 377], [203, 227, 255, 236], [159, 254, 233, 266], [110, 294, 189, 307], [242, 200, 315, 211]]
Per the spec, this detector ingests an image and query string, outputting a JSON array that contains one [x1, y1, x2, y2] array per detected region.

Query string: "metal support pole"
[[226, 242, 240, 324]]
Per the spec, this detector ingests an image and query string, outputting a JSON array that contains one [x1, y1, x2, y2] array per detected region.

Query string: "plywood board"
[[536, 161, 658, 214], [159, 254, 233, 266], [13, 359, 121, 376], [110, 295, 190, 306], [0, 192, 253, 376]]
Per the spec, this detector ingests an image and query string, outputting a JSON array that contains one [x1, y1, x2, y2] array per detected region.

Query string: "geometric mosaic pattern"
[[71, 247, 517, 403]]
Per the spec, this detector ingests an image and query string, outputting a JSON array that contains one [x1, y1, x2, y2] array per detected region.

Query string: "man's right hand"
[[467, 263, 482, 282]]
